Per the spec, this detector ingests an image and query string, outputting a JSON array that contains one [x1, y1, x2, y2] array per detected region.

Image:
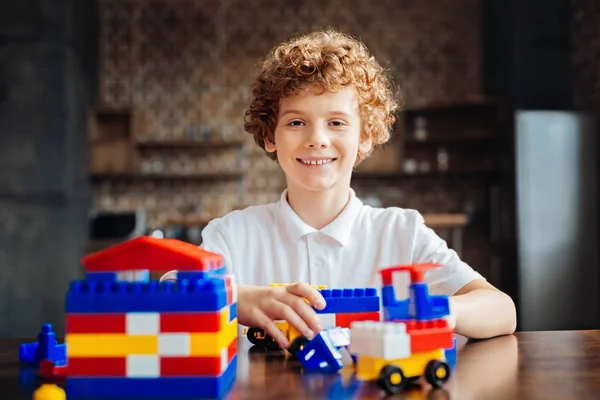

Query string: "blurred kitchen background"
[[1, 0, 599, 336]]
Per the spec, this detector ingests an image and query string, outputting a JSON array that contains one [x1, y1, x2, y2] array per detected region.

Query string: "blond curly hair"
[[244, 29, 401, 163]]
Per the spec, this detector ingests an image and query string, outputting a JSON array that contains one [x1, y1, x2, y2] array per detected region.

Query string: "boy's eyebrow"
[[279, 110, 352, 117]]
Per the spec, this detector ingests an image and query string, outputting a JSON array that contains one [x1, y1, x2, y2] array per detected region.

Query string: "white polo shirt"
[[162, 189, 484, 296]]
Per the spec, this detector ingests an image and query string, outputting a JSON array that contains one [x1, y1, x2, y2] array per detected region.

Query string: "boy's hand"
[[237, 283, 327, 349]]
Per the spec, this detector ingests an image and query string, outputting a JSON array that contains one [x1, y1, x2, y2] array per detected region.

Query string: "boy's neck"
[[286, 185, 351, 230]]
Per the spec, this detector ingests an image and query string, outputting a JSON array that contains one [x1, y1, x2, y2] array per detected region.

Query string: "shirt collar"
[[277, 188, 363, 246]]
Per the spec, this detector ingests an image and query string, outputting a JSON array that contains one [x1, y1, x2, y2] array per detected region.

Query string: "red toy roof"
[[379, 263, 441, 285], [81, 236, 224, 273]]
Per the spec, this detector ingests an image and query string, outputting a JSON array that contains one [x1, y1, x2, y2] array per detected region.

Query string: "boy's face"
[[265, 86, 371, 194]]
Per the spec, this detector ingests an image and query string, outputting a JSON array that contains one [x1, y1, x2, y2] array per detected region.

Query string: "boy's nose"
[[305, 127, 330, 148]]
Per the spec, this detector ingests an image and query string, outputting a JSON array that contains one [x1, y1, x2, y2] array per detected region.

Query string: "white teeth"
[[301, 159, 333, 165]]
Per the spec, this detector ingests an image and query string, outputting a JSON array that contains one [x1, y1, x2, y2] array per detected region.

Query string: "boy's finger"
[[286, 283, 327, 310], [274, 301, 315, 339], [255, 313, 290, 349]]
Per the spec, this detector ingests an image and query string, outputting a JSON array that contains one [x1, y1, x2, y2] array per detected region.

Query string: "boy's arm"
[[450, 279, 517, 339], [411, 213, 517, 339]]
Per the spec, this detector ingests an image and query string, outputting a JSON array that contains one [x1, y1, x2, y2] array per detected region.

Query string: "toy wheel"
[[424, 360, 451, 387], [288, 336, 310, 357], [246, 328, 265, 345], [247, 328, 280, 350], [378, 365, 407, 394]]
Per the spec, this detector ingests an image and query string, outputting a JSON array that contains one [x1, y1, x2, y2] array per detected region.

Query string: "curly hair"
[[244, 29, 401, 163]]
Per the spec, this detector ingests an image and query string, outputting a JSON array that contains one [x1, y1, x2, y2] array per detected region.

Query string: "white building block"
[[127, 313, 159, 335], [127, 355, 159, 377], [117, 270, 149, 282], [349, 321, 411, 360], [228, 274, 238, 303], [220, 346, 229, 372], [158, 333, 190, 356], [317, 313, 337, 329]]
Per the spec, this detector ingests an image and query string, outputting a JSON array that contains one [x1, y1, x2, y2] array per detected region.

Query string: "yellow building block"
[[34, 384, 66, 400], [66, 333, 157, 356], [190, 318, 238, 356], [356, 348, 445, 381], [67, 318, 238, 357]]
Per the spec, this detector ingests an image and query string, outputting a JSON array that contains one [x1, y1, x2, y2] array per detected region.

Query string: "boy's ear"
[[264, 139, 276, 153], [359, 138, 373, 154]]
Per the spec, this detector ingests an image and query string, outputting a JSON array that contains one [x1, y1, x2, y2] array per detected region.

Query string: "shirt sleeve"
[[158, 219, 236, 282], [199, 219, 236, 275], [411, 212, 485, 296]]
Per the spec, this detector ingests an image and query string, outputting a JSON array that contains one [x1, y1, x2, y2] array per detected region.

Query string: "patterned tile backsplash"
[[95, 0, 483, 229]]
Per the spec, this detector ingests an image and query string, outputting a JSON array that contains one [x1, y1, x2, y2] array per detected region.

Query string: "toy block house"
[[62, 236, 237, 398]]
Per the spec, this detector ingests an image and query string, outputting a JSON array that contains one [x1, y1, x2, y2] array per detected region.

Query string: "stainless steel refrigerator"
[[516, 111, 599, 331]]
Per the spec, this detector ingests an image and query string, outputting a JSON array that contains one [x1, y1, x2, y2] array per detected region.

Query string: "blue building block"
[[86, 271, 151, 283], [382, 283, 450, 321], [445, 337, 457, 370], [85, 272, 120, 281], [20, 324, 67, 367], [229, 303, 237, 322], [66, 356, 237, 399], [316, 288, 379, 314], [297, 327, 351, 373], [411, 283, 450, 320], [382, 286, 410, 321], [66, 277, 229, 313]]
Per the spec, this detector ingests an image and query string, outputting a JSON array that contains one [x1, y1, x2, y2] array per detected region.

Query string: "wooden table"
[[2, 330, 600, 399]]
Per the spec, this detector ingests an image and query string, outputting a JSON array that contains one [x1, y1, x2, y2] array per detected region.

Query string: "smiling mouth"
[[297, 158, 337, 165]]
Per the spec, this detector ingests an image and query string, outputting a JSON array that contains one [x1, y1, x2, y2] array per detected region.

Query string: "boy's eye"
[[330, 120, 346, 127], [288, 120, 305, 126]]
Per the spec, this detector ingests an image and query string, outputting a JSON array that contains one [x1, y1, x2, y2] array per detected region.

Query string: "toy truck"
[[349, 263, 454, 394], [246, 284, 380, 356]]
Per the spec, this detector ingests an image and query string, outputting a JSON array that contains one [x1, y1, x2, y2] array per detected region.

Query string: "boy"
[[162, 29, 517, 348]]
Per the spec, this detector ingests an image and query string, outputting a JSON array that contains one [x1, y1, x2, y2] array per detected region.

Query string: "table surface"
[[1, 330, 600, 400]]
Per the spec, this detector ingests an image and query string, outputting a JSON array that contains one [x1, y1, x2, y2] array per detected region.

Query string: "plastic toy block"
[[66, 308, 233, 334], [65, 278, 230, 313], [445, 338, 457, 370], [379, 263, 441, 285], [62, 357, 126, 376], [127, 313, 160, 334], [66, 313, 126, 334], [349, 321, 411, 360], [296, 327, 350, 373], [382, 284, 450, 322], [39, 359, 67, 379], [160, 307, 232, 333], [20, 324, 67, 367], [229, 303, 237, 322], [66, 356, 237, 399], [66, 318, 238, 357], [402, 320, 453, 353], [66, 333, 158, 357], [85, 272, 120, 281], [410, 283, 450, 320], [335, 311, 380, 328], [317, 313, 337, 329], [189, 318, 238, 356], [19, 366, 38, 388], [128, 355, 160, 377], [161, 340, 237, 376], [381, 286, 410, 320], [316, 288, 380, 314], [86, 271, 150, 282], [117, 270, 150, 282], [81, 236, 223, 273], [354, 348, 445, 382], [34, 383, 66, 400], [64, 340, 237, 378]]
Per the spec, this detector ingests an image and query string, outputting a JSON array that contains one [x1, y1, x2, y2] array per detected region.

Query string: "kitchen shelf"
[[136, 139, 245, 149], [90, 171, 243, 183]]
